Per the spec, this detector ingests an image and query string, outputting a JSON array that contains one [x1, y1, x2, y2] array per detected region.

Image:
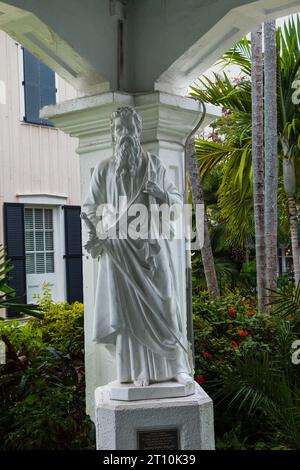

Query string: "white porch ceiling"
[[0, 0, 299, 95]]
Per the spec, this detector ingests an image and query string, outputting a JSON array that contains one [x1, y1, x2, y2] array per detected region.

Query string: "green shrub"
[[32, 284, 85, 358], [193, 289, 274, 383], [193, 287, 300, 450], [0, 287, 95, 450]]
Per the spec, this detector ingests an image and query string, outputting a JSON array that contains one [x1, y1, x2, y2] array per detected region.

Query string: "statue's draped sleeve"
[[162, 167, 183, 207], [82, 161, 108, 229]]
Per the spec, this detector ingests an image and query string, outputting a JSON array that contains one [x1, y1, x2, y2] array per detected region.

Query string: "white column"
[[41, 91, 211, 417]]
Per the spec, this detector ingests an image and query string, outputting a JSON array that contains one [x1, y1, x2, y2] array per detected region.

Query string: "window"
[[4, 202, 82, 312], [22, 48, 56, 126], [24, 208, 55, 274]]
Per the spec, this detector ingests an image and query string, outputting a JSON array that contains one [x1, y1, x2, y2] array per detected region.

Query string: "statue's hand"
[[143, 181, 167, 203], [84, 237, 104, 258]]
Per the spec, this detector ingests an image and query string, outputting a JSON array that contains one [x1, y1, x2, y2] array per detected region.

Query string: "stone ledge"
[[95, 381, 212, 411], [108, 379, 195, 401]]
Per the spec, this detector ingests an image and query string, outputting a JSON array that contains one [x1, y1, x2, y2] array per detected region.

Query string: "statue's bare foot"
[[134, 377, 150, 387], [175, 372, 194, 385]]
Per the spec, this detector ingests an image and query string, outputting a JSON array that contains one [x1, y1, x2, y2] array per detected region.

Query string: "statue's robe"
[[83, 151, 192, 382]]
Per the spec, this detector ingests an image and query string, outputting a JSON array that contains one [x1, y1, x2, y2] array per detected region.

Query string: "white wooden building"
[[0, 30, 82, 317]]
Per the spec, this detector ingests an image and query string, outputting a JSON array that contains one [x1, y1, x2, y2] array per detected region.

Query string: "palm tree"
[[193, 76, 254, 248], [185, 103, 220, 299], [191, 16, 300, 291], [264, 20, 278, 298], [251, 25, 266, 310], [277, 17, 300, 285]]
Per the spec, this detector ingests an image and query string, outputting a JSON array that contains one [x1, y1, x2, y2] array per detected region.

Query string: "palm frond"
[[218, 350, 300, 449], [0, 244, 43, 319], [219, 37, 252, 77], [269, 280, 300, 320]]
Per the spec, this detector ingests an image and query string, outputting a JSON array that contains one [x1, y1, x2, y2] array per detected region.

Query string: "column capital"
[[41, 91, 219, 154]]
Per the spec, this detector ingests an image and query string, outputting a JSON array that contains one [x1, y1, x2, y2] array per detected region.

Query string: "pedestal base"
[[95, 382, 215, 450], [108, 380, 195, 401]]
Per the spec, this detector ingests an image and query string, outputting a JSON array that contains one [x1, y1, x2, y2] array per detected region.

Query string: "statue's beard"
[[115, 135, 141, 177]]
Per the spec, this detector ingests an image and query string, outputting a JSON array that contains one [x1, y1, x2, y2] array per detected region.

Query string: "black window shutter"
[[64, 206, 83, 303], [3, 203, 27, 318], [39, 60, 56, 126], [23, 48, 56, 126]]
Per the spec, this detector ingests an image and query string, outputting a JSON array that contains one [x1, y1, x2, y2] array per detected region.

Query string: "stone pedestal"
[[95, 382, 215, 450]]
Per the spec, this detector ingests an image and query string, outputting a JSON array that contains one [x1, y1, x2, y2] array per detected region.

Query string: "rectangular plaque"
[[137, 428, 179, 450]]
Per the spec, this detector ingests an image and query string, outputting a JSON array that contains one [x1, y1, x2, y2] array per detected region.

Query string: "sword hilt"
[[81, 212, 97, 236]]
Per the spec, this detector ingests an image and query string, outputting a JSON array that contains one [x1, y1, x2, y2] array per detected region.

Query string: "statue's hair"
[[110, 106, 142, 140]]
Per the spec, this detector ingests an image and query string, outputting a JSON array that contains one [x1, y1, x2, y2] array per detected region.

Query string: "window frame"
[[24, 207, 55, 275], [20, 201, 67, 302]]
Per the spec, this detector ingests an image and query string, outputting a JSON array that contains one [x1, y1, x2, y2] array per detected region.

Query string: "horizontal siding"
[[0, 31, 81, 248]]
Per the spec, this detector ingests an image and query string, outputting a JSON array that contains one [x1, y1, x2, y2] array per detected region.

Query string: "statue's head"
[[111, 106, 142, 143], [111, 106, 143, 175]]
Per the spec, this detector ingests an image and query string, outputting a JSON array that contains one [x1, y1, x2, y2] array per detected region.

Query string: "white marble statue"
[[82, 106, 193, 387]]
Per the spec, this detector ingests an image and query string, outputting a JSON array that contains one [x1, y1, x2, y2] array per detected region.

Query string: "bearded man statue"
[[82, 106, 193, 387]]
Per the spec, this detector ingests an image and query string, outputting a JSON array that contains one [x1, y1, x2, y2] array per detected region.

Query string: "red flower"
[[238, 329, 249, 337], [247, 309, 254, 317], [75, 366, 85, 383], [232, 340, 239, 349], [229, 307, 236, 318], [195, 375, 205, 385], [202, 351, 213, 360]]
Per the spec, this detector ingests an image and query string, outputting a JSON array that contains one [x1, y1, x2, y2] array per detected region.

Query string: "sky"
[[201, 14, 299, 83], [194, 13, 300, 137]]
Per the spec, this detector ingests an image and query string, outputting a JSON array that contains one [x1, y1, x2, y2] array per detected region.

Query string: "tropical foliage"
[[0, 287, 94, 450], [189, 17, 300, 449], [0, 244, 42, 318], [193, 284, 300, 450], [190, 16, 300, 256]]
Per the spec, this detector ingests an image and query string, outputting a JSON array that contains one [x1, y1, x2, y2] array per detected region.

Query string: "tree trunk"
[[187, 137, 220, 299], [287, 195, 300, 285], [264, 20, 278, 301], [283, 156, 300, 286], [251, 26, 266, 311]]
